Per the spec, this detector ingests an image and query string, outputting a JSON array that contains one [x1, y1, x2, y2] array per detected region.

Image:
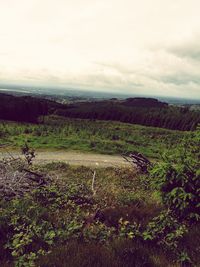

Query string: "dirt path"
[[0, 150, 131, 168]]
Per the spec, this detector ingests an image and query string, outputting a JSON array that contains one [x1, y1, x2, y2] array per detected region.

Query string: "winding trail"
[[0, 150, 130, 168]]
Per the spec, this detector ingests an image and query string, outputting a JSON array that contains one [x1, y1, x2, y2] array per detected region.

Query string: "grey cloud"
[[94, 60, 200, 98], [159, 73, 200, 86], [94, 62, 133, 74], [168, 36, 200, 61], [94, 62, 144, 87]]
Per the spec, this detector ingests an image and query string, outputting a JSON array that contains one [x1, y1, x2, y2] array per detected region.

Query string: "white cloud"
[[0, 0, 200, 98]]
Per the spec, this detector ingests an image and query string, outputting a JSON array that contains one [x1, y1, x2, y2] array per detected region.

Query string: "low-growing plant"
[[0, 182, 93, 266], [118, 218, 141, 239], [82, 222, 116, 243]]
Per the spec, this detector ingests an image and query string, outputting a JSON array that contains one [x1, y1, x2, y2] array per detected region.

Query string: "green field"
[[0, 116, 185, 159]]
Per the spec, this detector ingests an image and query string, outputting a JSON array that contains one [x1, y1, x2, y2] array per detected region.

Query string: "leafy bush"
[[143, 128, 200, 265], [82, 222, 116, 243], [0, 183, 92, 266], [150, 128, 200, 222]]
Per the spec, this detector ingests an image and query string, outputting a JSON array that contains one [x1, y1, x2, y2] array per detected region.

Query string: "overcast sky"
[[0, 0, 200, 98]]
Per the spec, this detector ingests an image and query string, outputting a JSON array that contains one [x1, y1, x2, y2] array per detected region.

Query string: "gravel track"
[[0, 150, 130, 168]]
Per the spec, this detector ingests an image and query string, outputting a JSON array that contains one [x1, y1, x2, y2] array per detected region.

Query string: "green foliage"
[[82, 222, 116, 243], [0, 164, 170, 266], [140, 128, 200, 266], [118, 219, 141, 239], [143, 210, 188, 248], [150, 128, 200, 222], [0, 183, 92, 266], [142, 210, 195, 265]]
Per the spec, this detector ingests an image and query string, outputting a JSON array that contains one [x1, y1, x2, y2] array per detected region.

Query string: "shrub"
[[144, 128, 200, 265], [0, 183, 92, 266], [150, 128, 200, 222]]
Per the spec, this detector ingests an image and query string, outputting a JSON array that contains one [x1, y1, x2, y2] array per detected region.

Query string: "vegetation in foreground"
[[0, 128, 199, 267], [0, 116, 185, 159]]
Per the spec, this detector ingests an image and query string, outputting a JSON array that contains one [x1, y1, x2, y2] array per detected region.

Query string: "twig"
[[91, 171, 96, 195], [22, 168, 43, 177]]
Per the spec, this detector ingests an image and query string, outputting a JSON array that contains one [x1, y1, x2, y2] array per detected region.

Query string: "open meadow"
[[0, 115, 185, 159]]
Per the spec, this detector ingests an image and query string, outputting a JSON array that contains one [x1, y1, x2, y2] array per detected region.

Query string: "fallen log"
[[122, 151, 151, 173]]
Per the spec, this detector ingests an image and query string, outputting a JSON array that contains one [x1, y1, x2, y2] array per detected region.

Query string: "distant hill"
[[0, 93, 199, 131], [0, 93, 62, 123], [122, 97, 168, 108], [55, 98, 200, 131]]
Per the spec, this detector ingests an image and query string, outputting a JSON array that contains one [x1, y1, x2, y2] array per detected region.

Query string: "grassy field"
[[0, 116, 185, 159]]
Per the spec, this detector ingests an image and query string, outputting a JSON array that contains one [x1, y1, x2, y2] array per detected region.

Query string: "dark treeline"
[[0, 93, 62, 123], [55, 98, 200, 131], [0, 93, 199, 131]]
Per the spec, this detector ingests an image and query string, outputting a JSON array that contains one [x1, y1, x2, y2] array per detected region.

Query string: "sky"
[[0, 0, 200, 99]]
